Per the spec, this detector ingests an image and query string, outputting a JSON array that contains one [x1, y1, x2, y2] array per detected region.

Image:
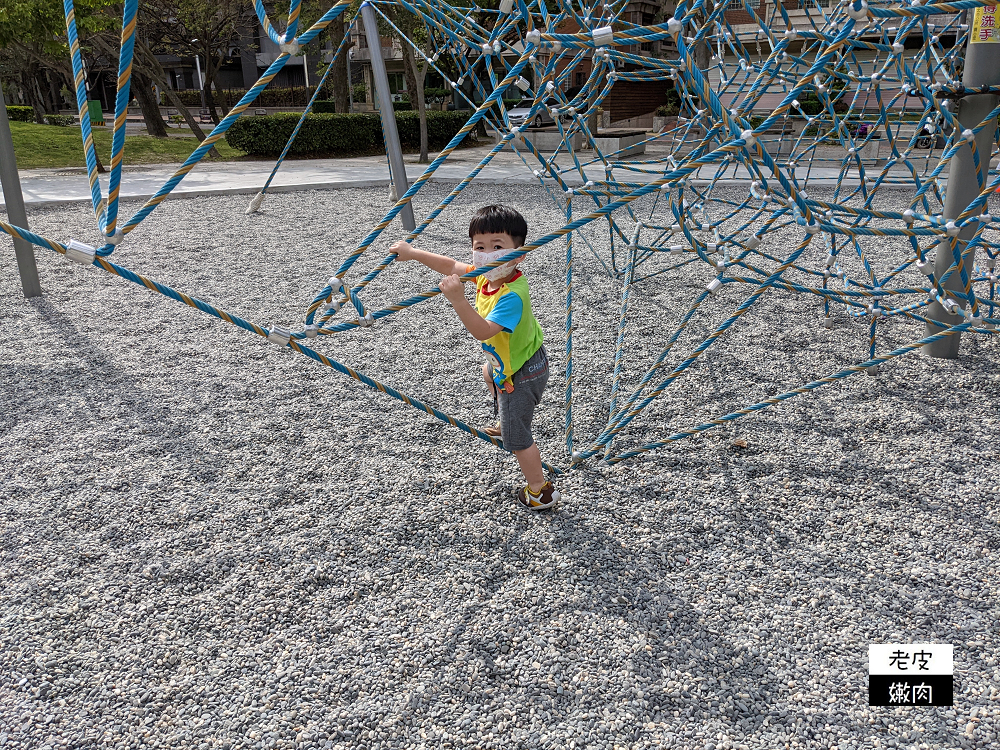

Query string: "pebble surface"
[[1, 183, 998, 750]]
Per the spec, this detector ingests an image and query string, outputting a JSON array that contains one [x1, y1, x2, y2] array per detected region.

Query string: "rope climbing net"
[[4, 0, 1000, 473]]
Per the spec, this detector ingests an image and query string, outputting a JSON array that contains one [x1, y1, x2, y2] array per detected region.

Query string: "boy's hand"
[[390, 240, 415, 261], [440, 274, 466, 304]]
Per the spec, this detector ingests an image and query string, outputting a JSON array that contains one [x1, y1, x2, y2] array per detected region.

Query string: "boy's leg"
[[513, 443, 545, 493], [499, 347, 551, 497], [482, 362, 502, 438], [482, 362, 497, 398]]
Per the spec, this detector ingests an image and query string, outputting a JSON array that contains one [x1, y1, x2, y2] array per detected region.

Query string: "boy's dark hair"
[[469, 205, 528, 247]]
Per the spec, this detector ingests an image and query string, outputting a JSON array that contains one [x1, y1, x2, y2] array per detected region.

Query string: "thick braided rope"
[[105, 0, 138, 239], [256, 9, 362, 200], [63, 0, 105, 230], [5, 0, 995, 475], [102, 1, 353, 253]]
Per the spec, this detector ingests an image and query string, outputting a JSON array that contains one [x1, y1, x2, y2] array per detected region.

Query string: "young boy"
[[390, 205, 559, 510]]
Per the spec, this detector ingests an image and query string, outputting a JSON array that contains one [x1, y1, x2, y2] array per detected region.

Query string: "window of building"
[[387, 72, 405, 94]]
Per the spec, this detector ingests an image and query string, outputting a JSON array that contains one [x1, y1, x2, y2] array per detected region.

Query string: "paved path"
[[4, 152, 539, 209], [2, 142, 939, 210]]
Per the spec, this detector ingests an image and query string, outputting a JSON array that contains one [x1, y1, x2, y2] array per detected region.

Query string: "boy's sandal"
[[482, 422, 502, 438], [517, 482, 560, 511]]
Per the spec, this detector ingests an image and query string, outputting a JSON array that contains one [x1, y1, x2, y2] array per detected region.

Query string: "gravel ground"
[[2, 182, 999, 750]]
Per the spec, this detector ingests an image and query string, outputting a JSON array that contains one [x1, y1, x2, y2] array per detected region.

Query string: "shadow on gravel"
[[4, 299, 219, 531], [385, 505, 784, 741], [22, 299, 171, 429]]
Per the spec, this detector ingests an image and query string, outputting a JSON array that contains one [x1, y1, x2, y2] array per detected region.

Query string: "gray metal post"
[[347, 49, 354, 113], [360, 2, 415, 230], [923, 33, 1000, 358], [0, 85, 42, 298]]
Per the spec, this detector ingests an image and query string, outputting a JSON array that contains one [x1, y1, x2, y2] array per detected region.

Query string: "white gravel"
[[1, 182, 998, 750]]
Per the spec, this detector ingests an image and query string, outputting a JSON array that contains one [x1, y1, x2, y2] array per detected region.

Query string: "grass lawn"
[[10, 121, 245, 169]]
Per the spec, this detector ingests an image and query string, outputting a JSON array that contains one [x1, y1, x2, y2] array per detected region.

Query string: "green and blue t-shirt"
[[473, 269, 544, 391]]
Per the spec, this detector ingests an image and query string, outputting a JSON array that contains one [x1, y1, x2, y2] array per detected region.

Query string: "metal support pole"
[[0, 85, 42, 298], [194, 54, 206, 109], [923, 29, 1000, 358], [360, 2, 415, 230], [347, 49, 354, 113]]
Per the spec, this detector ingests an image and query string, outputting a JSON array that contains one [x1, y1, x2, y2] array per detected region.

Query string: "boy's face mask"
[[473, 249, 516, 282]]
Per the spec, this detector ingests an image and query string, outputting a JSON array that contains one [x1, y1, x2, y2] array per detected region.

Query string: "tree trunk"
[[204, 84, 220, 125], [329, 20, 350, 112], [693, 2, 715, 73], [160, 86, 220, 156], [204, 54, 224, 123], [401, 45, 428, 163], [131, 39, 217, 153], [133, 71, 168, 138], [694, 39, 711, 72], [415, 61, 428, 163], [46, 71, 62, 114], [24, 65, 47, 124]]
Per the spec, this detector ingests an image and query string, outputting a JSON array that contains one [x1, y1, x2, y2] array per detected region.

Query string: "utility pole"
[[923, 12, 1000, 357], [191, 39, 206, 109], [348, 48, 354, 113], [0, 84, 42, 298], [360, 2, 415, 230]]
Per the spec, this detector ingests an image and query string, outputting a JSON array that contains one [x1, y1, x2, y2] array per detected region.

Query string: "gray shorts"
[[497, 346, 549, 451]]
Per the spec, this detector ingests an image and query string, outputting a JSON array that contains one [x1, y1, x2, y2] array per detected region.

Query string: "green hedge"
[[6, 105, 33, 122], [225, 111, 475, 156], [169, 86, 455, 109], [797, 95, 823, 116], [45, 114, 74, 126], [312, 99, 412, 113], [170, 87, 313, 108]]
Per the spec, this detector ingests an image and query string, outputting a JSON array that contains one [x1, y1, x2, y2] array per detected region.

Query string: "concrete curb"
[[4, 175, 926, 210], [2, 175, 559, 210]]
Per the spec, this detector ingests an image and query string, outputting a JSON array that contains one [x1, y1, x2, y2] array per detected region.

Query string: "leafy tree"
[[300, 0, 350, 112], [138, 0, 255, 125], [0, 0, 117, 122], [384, 6, 433, 162]]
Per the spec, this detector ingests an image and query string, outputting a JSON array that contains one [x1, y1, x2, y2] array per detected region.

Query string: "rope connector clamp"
[[267, 325, 292, 346], [847, 1, 869, 20], [592, 26, 614, 46], [65, 240, 96, 265]]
